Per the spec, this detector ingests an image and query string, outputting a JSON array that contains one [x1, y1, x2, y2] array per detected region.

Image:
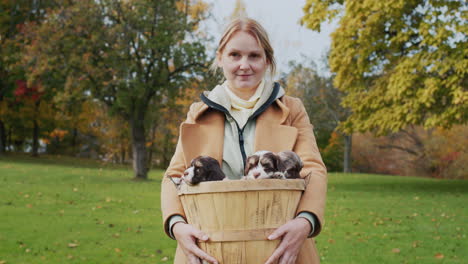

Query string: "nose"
[[253, 172, 260, 178], [183, 171, 188, 176], [239, 58, 250, 70]]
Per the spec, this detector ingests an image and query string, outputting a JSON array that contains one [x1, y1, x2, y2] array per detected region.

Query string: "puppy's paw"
[[272, 172, 286, 179]]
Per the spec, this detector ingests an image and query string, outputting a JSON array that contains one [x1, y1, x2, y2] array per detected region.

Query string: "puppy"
[[244, 151, 286, 179], [278, 151, 303, 179], [181, 156, 226, 185]]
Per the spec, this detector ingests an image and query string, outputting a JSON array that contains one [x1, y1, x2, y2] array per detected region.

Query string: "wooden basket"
[[178, 179, 305, 264]]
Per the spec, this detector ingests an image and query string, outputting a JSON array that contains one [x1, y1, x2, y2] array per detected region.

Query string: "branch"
[[168, 62, 206, 80], [377, 144, 419, 156]]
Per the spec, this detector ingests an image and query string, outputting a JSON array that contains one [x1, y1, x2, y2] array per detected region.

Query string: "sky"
[[202, 0, 338, 75]]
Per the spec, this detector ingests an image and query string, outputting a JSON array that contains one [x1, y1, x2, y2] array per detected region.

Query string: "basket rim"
[[177, 178, 305, 195]]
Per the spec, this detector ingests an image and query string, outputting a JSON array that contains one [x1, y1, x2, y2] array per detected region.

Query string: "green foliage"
[[281, 59, 349, 171], [0, 156, 467, 263], [321, 132, 344, 172], [302, 0, 468, 135]]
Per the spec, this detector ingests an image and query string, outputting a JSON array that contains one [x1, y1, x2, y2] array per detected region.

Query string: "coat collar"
[[181, 96, 297, 168]]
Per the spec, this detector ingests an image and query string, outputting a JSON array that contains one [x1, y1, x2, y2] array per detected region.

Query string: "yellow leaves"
[[176, 0, 208, 20], [175, 1, 184, 12], [49, 128, 69, 141], [434, 253, 444, 259], [391, 248, 400, 253]]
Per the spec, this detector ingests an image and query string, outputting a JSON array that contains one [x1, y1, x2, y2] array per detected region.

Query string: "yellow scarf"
[[224, 80, 265, 127]]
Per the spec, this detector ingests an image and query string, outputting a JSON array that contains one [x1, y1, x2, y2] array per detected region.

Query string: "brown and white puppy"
[[181, 156, 226, 185], [244, 151, 286, 179], [278, 151, 303, 179]]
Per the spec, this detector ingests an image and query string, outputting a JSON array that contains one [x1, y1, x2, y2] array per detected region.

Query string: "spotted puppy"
[[244, 151, 286, 179], [180, 156, 226, 185]]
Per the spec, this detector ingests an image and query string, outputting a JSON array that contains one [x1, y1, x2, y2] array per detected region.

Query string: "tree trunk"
[[130, 117, 148, 179], [71, 127, 78, 154], [31, 119, 39, 157], [31, 101, 40, 157], [0, 119, 5, 155], [343, 134, 352, 173]]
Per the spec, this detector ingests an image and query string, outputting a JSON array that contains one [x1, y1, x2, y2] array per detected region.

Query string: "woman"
[[161, 17, 327, 264]]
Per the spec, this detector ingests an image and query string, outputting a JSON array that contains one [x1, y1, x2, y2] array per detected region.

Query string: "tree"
[[0, 0, 59, 155], [21, 0, 210, 179], [302, 0, 467, 135], [230, 0, 248, 19], [281, 59, 351, 172]]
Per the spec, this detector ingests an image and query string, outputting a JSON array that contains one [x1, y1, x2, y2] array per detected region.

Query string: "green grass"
[[0, 155, 467, 263]]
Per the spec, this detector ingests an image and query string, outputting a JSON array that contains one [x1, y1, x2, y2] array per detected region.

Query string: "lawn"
[[0, 155, 466, 263]]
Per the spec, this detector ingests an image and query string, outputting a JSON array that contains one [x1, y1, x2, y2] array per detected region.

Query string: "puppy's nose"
[[253, 172, 260, 178], [184, 171, 189, 176]]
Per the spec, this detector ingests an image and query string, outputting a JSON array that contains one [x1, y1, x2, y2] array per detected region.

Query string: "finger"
[[265, 245, 285, 264], [278, 252, 294, 264], [192, 229, 209, 241], [290, 255, 298, 264], [268, 225, 287, 240], [191, 246, 218, 264], [187, 254, 201, 264]]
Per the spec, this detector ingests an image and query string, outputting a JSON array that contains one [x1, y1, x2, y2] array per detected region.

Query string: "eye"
[[229, 52, 240, 58], [249, 53, 261, 58]]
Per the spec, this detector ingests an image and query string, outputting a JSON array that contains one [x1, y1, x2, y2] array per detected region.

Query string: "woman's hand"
[[265, 218, 311, 264], [172, 222, 218, 264]]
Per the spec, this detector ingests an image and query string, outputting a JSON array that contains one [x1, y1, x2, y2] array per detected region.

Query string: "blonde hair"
[[212, 17, 276, 76]]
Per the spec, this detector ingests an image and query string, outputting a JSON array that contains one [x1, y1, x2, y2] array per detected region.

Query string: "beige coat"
[[161, 95, 327, 264]]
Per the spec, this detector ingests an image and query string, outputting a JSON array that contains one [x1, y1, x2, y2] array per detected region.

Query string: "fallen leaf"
[[392, 248, 400, 253], [25, 248, 31, 253], [434, 253, 444, 259], [414, 196, 420, 200], [327, 239, 335, 244], [161, 256, 168, 261], [0, 260, 7, 264], [26, 204, 33, 208], [113, 233, 120, 238], [68, 243, 79, 248], [106, 197, 111, 202], [73, 188, 78, 192], [115, 248, 121, 253]]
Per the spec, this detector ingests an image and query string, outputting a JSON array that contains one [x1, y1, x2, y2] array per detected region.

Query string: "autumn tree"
[[21, 0, 210, 179], [302, 0, 467, 135], [0, 0, 59, 155]]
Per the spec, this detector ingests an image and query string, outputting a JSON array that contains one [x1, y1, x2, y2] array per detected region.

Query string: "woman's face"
[[217, 31, 269, 94]]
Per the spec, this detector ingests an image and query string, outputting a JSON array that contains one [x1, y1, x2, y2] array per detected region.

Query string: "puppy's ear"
[[275, 153, 286, 172], [244, 155, 258, 175]]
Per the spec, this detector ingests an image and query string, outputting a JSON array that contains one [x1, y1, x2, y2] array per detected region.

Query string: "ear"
[[275, 154, 286, 172]]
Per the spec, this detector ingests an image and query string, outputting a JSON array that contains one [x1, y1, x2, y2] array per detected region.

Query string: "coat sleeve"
[[288, 97, 327, 237], [160, 102, 200, 238]]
